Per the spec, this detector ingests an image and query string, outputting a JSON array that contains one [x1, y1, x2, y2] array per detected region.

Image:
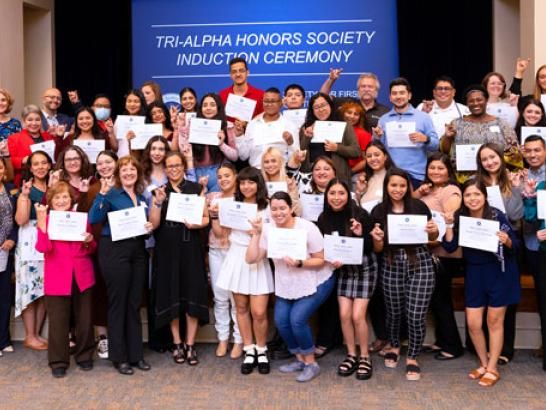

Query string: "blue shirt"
[[89, 187, 148, 237], [379, 105, 439, 180]]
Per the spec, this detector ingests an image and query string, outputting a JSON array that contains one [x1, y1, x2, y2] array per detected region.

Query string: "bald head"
[[42, 88, 62, 114]]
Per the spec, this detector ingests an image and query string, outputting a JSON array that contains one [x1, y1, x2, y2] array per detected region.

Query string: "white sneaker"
[[97, 337, 108, 359]]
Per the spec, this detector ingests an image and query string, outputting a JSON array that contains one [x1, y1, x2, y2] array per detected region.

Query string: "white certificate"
[[537, 190, 546, 220], [300, 194, 324, 222], [361, 199, 380, 214], [218, 201, 257, 230], [385, 121, 417, 148], [188, 118, 221, 146], [486, 185, 506, 213], [48, 211, 88, 241], [387, 214, 428, 244], [459, 216, 500, 253], [225, 94, 257, 122], [542, 95, 546, 111], [130, 123, 163, 150], [256, 122, 285, 145], [283, 109, 306, 130], [520, 126, 546, 145], [165, 193, 205, 225], [324, 234, 363, 265], [107, 206, 148, 242], [114, 115, 145, 140], [30, 140, 56, 163], [73, 139, 105, 164], [0, 249, 7, 272], [487, 103, 518, 128], [19, 223, 44, 261], [312, 121, 346, 143], [430, 210, 447, 240], [266, 181, 288, 197], [455, 144, 481, 171], [267, 227, 307, 260]]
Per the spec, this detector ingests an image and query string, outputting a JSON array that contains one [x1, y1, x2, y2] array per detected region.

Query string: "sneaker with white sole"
[[296, 362, 320, 382], [97, 336, 108, 359], [279, 360, 305, 373]]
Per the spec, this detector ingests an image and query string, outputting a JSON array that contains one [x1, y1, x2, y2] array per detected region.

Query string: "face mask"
[[94, 107, 111, 121]]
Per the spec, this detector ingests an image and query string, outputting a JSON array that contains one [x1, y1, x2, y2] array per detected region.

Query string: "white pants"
[[209, 248, 241, 343]]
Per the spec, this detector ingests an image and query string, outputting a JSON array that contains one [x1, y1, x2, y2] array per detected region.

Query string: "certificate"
[[130, 124, 163, 150], [283, 109, 306, 130], [455, 144, 481, 171], [188, 118, 221, 146], [30, 140, 56, 163], [387, 214, 428, 244], [165, 193, 205, 225], [19, 223, 44, 261], [47, 210, 88, 241], [73, 139, 105, 164], [218, 201, 257, 230], [361, 199, 380, 214], [486, 185, 506, 213], [225, 94, 257, 122], [385, 121, 417, 148], [324, 234, 363, 265], [487, 103, 518, 127], [267, 227, 307, 260], [459, 216, 500, 253], [312, 121, 346, 143], [430, 210, 447, 240], [107, 206, 148, 242], [520, 126, 546, 145], [114, 115, 145, 140], [0, 249, 7, 272], [538, 190, 546, 220], [256, 122, 284, 145], [300, 194, 324, 222], [542, 95, 546, 111], [266, 181, 288, 197]]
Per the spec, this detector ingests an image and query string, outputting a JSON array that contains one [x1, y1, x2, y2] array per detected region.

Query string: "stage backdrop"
[[132, 0, 399, 107]]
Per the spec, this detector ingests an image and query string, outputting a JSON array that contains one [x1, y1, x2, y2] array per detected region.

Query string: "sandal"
[[185, 344, 199, 366], [314, 345, 330, 359], [478, 369, 500, 387], [337, 354, 358, 376], [369, 340, 388, 354], [468, 365, 487, 380], [406, 363, 421, 381], [172, 343, 185, 364], [383, 352, 399, 369], [356, 357, 373, 380], [497, 356, 510, 365]]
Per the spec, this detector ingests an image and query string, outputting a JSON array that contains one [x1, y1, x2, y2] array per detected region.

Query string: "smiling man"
[[40, 87, 73, 132]]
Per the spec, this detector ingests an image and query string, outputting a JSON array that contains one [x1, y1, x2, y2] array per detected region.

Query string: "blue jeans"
[[195, 164, 221, 193], [274, 275, 335, 355]]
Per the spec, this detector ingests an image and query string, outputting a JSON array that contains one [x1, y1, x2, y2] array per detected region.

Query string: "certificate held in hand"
[[225, 94, 256, 123], [218, 201, 257, 230], [73, 139, 105, 164], [166, 193, 205, 225], [458, 216, 500, 253], [108, 206, 149, 241], [31, 140, 56, 163], [267, 227, 307, 260], [130, 124, 163, 150], [266, 181, 288, 197], [386, 121, 417, 148], [189, 118, 221, 146], [300, 194, 324, 222], [312, 121, 346, 143], [324, 234, 363, 265], [455, 144, 481, 172], [48, 211, 88, 241], [387, 214, 428, 244]]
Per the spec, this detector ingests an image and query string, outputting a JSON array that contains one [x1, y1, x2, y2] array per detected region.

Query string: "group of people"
[[0, 56, 545, 386]]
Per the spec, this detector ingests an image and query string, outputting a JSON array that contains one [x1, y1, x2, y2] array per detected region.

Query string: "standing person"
[[207, 163, 242, 358], [283, 84, 306, 110], [149, 152, 210, 365], [51, 146, 94, 207], [413, 153, 464, 360], [141, 81, 163, 106], [376, 78, 439, 189], [482, 72, 519, 128], [35, 181, 96, 378], [261, 147, 300, 214], [338, 101, 371, 181], [115, 90, 147, 157], [39, 87, 73, 133], [514, 98, 546, 141], [370, 168, 439, 381], [0, 88, 21, 141], [443, 180, 520, 386], [146, 101, 176, 146], [215, 167, 273, 375], [299, 93, 360, 186], [72, 106, 117, 152], [317, 179, 377, 380], [0, 157, 17, 355], [89, 156, 153, 375], [171, 87, 199, 131], [246, 191, 333, 382], [14, 151, 52, 350], [533, 65, 546, 101]]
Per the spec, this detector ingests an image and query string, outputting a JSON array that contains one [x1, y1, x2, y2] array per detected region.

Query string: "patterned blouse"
[[0, 118, 22, 142]]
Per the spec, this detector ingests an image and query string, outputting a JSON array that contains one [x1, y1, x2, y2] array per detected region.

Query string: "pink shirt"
[[36, 215, 96, 296]]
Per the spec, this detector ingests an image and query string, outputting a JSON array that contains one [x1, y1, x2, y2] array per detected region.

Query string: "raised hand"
[[425, 219, 439, 235], [329, 67, 343, 81], [248, 216, 263, 236], [421, 100, 434, 113], [34, 203, 48, 221], [48, 170, 62, 188], [56, 124, 67, 137], [78, 177, 92, 193], [444, 122, 456, 139], [370, 223, 384, 242], [21, 178, 33, 196], [324, 140, 338, 152], [217, 130, 226, 146], [153, 185, 167, 205], [349, 218, 363, 236], [126, 130, 136, 141], [355, 173, 367, 194], [508, 92, 519, 107], [67, 90, 80, 104], [416, 183, 432, 196], [99, 175, 115, 195], [515, 57, 530, 76], [0, 141, 9, 156], [303, 125, 314, 139], [443, 211, 455, 225], [372, 126, 383, 138], [282, 131, 293, 145]]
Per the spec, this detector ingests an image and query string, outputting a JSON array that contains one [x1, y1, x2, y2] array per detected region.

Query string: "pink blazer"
[[36, 215, 97, 296]]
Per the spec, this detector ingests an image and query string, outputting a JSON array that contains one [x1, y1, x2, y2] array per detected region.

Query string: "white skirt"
[[216, 241, 274, 296]]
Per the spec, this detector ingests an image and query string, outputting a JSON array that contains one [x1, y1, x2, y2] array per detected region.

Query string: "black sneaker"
[[52, 367, 66, 378], [78, 360, 94, 371]]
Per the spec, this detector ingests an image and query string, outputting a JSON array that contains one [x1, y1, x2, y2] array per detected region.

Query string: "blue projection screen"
[[132, 0, 398, 106]]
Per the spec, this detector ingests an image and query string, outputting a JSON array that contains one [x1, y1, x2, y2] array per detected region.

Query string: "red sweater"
[[348, 126, 372, 168], [219, 83, 265, 122]]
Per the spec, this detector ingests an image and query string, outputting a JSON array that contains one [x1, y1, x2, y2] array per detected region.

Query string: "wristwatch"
[[296, 260, 303, 268]]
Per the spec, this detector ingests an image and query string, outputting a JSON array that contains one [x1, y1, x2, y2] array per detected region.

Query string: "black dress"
[[152, 179, 209, 329]]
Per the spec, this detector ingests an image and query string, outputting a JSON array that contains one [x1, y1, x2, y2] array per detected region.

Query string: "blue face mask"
[[94, 107, 111, 121]]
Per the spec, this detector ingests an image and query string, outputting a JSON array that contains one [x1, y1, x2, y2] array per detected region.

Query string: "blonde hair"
[[260, 147, 287, 181], [115, 156, 145, 195], [0, 88, 15, 114], [534, 65, 546, 100]]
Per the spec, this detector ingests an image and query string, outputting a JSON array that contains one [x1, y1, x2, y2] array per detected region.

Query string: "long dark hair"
[[179, 87, 198, 112], [423, 152, 457, 186], [123, 89, 147, 116], [381, 168, 417, 214], [54, 145, 93, 179], [192, 93, 228, 163], [475, 142, 512, 196], [363, 140, 394, 182], [141, 135, 170, 183], [22, 150, 53, 183], [515, 98, 546, 138], [235, 167, 268, 211], [73, 106, 106, 140], [304, 92, 336, 127], [458, 178, 494, 220], [320, 178, 360, 236], [146, 101, 173, 132]]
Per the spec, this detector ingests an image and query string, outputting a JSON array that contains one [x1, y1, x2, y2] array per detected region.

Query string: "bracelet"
[[445, 223, 454, 228], [154, 202, 163, 208]]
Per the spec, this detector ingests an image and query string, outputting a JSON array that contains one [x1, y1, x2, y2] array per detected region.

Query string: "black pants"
[[533, 249, 546, 368], [0, 269, 12, 350], [429, 257, 464, 356], [100, 236, 147, 364]]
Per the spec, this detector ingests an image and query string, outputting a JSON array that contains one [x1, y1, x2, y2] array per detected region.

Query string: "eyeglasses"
[[312, 102, 329, 110], [434, 87, 453, 92], [46, 95, 62, 101], [166, 163, 183, 170], [263, 100, 281, 105], [64, 157, 81, 163]]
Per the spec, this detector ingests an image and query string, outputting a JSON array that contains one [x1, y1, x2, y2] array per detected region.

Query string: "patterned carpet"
[[1, 343, 545, 409]]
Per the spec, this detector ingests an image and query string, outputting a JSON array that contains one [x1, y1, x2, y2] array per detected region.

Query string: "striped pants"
[[382, 247, 435, 359]]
